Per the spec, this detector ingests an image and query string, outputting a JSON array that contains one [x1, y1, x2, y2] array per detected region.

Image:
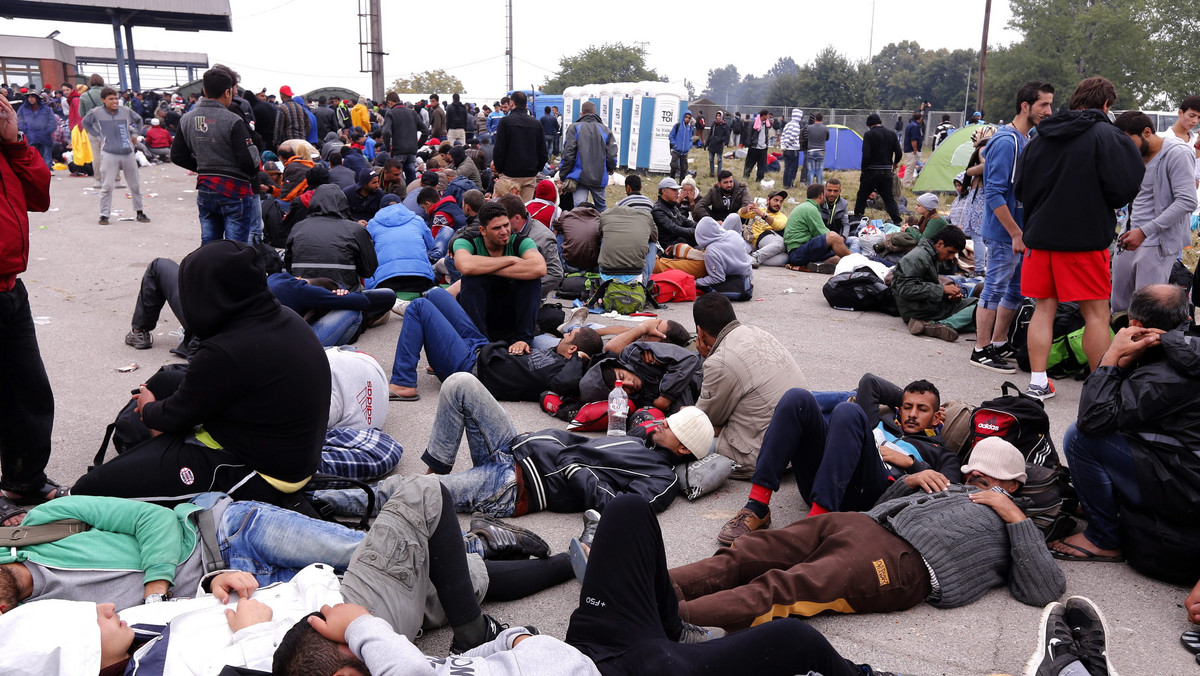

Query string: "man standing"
[[492, 91, 547, 202], [351, 96, 372, 134], [743, 110, 771, 182], [693, 294, 805, 479], [446, 93, 468, 146], [0, 95, 58, 525], [172, 67, 261, 244], [380, 93, 428, 185], [313, 96, 338, 140], [779, 109, 803, 188], [900, 112, 924, 189], [561, 101, 617, 211], [428, 94, 447, 142], [539, 105, 559, 157], [82, 87, 149, 226], [819, 178, 850, 237], [852, 113, 902, 225], [969, 82, 1055, 375], [668, 111, 695, 185], [1016, 76, 1144, 399], [804, 113, 830, 185], [272, 86, 310, 148], [705, 111, 730, 178], [1111, 111, 1198, 313], [14, 93, 55, 169]]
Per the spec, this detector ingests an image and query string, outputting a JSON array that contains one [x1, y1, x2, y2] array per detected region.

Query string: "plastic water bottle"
[[607, 380, 629, 436]]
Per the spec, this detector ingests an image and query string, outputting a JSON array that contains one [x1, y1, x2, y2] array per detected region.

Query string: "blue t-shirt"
[[980, 124, 1030, 243]]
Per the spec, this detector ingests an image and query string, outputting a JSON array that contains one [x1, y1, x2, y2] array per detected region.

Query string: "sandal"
[[1182, 630, 1200, 655], [0, 496, 26, 526], [3, 479, 68, 506], [1049, 540, 1125, 563]]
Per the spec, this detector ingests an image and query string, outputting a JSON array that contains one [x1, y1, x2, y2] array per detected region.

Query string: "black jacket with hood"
[[652, 197, 698, 248], [475, 342, 587, 402], [140, 241, 330, 483], [578, 342, 702, 413], [1015, 109, 1145, 251], [284, 184, 378, 291], [381, 104, 429, 155], [507, 428, 682, 514]]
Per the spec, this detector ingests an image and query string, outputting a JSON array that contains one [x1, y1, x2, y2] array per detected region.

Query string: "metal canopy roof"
[[0, 0, 233, 31], [75, 46, 208, 67]]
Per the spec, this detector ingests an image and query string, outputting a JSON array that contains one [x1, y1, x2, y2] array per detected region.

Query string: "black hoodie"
[[141, 240, 330, 482], [284, 184, 379, 291], [1015, 109, 1145, 252]]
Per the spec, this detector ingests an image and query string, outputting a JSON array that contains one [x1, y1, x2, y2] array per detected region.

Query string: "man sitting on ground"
[[451, 202, 547, 344], [693, 293, 805, 479], [617, 174, 656, 211], [418, 373, 712, 516], [717, 374, 965, 545], [343, 167, 384, 222], [744, 189, 790, 267], [694, 215, 755, 296], [819, 178, 851, 237], [892, 225, 976, 343], [672, 438, 1065, 631], [285, 184, 379, 292], [555, 201, 602, 272], [651, 177, 697, 248], [498, 193, 563, 299], [386, 287, 601, 402], [598, 201, 658, 284], [693, 170, 755, 223], [783, 183, 850, 274], [1051, 284, 1200, 576]]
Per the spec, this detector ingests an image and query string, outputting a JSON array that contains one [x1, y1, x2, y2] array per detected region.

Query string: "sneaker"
[[749, 253, 761, 269], [993, 341, 1018, 359], [907, 318, 927, 335], [568, 537, 589, 583], [124, 327, 153, 350], [920, 322, 959, 342], [717, 507, 771, 546], [136, 211, 150, 223], [971, 345, 1017, 373], [1065, 596, 1116, 676], [1023, 602, 1079, 676], [98, 216, 109, 225], [469, 512, 550, 560], [677, 622, 726, 644], [557, 305, 590, 334], [448, 613, 508, 655], [807, 261, 837, 275], [578, 508, 600, 548], [390, 297, 411, 316], [1026, 380, 1056, 401]]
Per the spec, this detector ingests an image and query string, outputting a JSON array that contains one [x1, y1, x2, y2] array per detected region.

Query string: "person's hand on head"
[[968, 487, 1026, 523], [225, 598, 273, 632], [308, 603, 371, 644], [1104, 326, 1165, 368], [211, 571, 259, 603], [639, 318, 666, 340], [903, 469, 950, 493]]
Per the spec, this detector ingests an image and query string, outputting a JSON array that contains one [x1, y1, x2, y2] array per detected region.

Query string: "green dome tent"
[[912, 124, 998, 192]]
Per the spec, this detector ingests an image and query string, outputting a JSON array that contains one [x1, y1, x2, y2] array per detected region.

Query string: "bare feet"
[[1049, 532, 1122, 559]]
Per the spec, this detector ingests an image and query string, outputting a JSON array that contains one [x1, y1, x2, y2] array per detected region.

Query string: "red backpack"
[[650, 270, 697, 303]]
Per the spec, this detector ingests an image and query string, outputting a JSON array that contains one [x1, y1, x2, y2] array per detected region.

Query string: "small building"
[[0, 35, 76, 91]]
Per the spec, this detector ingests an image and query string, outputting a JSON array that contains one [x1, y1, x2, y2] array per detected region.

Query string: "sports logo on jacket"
[[195, 117, 209, 133]]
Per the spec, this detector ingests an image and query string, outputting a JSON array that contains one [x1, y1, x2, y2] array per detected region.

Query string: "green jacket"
[[783, 199, 828, 251], [912, 216, 948, 241], [0, 496, 201, 587], [892, 238, 955, 321]]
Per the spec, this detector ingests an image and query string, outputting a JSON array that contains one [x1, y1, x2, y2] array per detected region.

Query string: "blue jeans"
[[311, 309, 362, 347], [782, 150, 800, 188], [217, 498, 365, 586], [248, 194, 264, 243], [574, 185, 607, 213], [31, 142, 52, 168], [395, 153, 419, 185], [198, 188, 258, 244], [1063, 423, 1142, 550], [708, 150, 723, 177], [786, 237, 833, 267], [422, 373, 520, 515], [458, 275, 541, 344], [431, 226, 455, 261], [390, 288, 488, 388], [805, 149, 825, 185], [978, 236, 1022, 310]]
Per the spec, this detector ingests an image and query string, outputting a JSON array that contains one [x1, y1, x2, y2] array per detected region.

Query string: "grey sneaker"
[[1065, 596, 1116, 676], [578, 509, 601, 548], [807, 261, 837, 274], [677, 622, 726, 644], [558, 305, 590, 334], [907, 318, 927, 335], [1026, 381, 1056, 401], [469, 512, 550, 560], [124, 327, 153, 350], [1023, 602, 1078, 676]]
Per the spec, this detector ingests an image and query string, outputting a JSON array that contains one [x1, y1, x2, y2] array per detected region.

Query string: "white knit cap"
[[961, 437, 1027, 483], [666, 406, 713, 459], [916, 193, 939, 211]]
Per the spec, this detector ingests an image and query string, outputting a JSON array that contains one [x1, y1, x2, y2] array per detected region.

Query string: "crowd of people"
[[1, 64, 1199, 676]]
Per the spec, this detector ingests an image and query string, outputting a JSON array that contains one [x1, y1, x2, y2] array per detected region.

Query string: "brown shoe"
[[907, 317, 927, 335], [921, 322, 959, 342], [717, 507, 771, 546]]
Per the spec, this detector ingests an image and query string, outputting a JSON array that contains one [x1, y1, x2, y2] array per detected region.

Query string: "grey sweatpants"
[[1111, 242, 1176, 313], [99, 151, 143, 218]]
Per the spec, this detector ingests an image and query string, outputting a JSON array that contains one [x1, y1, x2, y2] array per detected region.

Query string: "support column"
[[124, 24, 140, 92], [110, 14, 128, 91]]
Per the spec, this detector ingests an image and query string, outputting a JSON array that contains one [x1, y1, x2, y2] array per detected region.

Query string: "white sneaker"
[[557, 305, 590, 334], [390, 298, 411, 316]]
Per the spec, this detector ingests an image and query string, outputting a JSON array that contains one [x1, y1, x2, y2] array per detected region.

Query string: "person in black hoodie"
[[420, 372, 714, 516], [492, 91, 548, 202], [380, 93, 429, 184], [285, 183, 378, 292], [72, 241, 331, 512], [852, 113, 904, 224], [1015, 76, 1145, 399], [446, 93, 469, 145]]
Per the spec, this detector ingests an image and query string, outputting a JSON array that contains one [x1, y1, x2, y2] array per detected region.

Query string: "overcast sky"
[[2, 0, 1020, 100]]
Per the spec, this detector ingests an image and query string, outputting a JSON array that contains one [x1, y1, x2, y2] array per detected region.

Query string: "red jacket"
[[0, 140, 52, 292], [144, 126, 172, 149]]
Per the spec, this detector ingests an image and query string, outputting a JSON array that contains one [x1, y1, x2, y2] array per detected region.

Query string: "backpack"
[[1006, 297, 1037, 351], [92, 364, 190, 470], [1015, 463, 1076, 542], [940, 400, 976, 459], [731, 116, 744, 134], [556, 272, 603, 301], [650, 269, 698, 303], [821, 268, 900, 316], [706, 274, 753, 302], [1015, 302, 1091, 378], [967, 381, 1058, 468], [598, 280, 647, 314]]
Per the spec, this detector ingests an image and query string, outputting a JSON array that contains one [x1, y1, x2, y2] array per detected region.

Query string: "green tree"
[[769, 48, 877, 109], [388, 69, 465, 95], [542, 43, 659, 94], [766, 56, 800, 81], [703, 65, 741, 105], [871, 41, 925, 109]]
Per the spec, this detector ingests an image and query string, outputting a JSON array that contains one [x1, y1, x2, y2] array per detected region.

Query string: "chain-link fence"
[[693, 105, 969, 140]]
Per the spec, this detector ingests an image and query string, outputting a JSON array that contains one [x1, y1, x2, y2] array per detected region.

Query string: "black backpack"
[[92, 364, 189, 470], [822, 268, 900, 316], [967, 381, 1058, 468]]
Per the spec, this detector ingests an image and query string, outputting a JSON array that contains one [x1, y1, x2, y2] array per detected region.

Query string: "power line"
[[513, 56, 556, 74], [240, 0, 304, 19]]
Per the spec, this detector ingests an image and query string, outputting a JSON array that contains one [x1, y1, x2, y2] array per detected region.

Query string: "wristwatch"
[[2, 132, 23, 144], [143, 592, 172, 604]]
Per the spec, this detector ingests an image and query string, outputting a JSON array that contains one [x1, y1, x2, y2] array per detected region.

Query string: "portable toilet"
[[626, 82, 652, 170], [599, 86, 613, 130], [644, 81, 687, 174], [582, 85, 602, 122], [611, 83, 635, 168], [561, 86, 582, 145]]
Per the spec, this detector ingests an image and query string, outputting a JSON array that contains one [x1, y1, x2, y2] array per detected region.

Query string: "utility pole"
[[369, 0, 384, 101], [977, 0, 991, 115], [505, 0, 514, 93], [868, 0, 876, 61]]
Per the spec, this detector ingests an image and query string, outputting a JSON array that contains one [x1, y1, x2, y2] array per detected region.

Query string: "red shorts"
[[1020, 248, 1111, 302]]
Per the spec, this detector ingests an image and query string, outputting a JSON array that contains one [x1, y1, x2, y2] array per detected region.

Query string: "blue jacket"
[[487, 111, 505, 134], [903, 120, 924, 152], [981, 124, 1030, 243], [670, 117, 695, 154], [562, 113, 616, 188], [295, 95, 319, 144], [16, 100, 58, 146], [365, 204, 437, 288]]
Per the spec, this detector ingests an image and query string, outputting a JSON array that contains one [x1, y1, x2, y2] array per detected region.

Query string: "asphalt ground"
[[21, 163, 1193, 675]]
